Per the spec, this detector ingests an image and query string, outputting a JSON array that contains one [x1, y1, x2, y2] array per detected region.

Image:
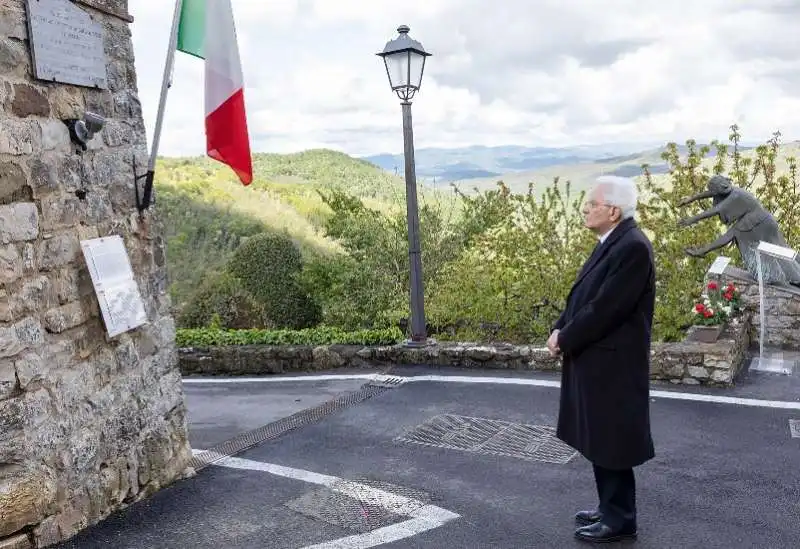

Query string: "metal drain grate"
[[367, 375, 406, 388], [790, 419, 800, 438], [395, 414, 578, 464], [285, 477, 431, 533], [189, 383, 392, 472]]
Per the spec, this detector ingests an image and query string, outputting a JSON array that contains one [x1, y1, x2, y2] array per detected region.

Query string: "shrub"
[[227, 232, 321, 329], [637, 140, 724, 340], [307, 189, 463, 331], [175, 325, 405, 347], [427, 180, 594, 342], [177, 270, 266, 329]]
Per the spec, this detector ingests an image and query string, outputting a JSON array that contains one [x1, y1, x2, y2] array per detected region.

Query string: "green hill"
[[154, 148, 454, 310]]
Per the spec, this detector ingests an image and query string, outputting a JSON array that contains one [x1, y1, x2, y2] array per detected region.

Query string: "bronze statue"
[[677, 175, 800, 286]]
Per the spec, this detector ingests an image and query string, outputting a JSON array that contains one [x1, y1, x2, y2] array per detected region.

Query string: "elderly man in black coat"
[[547, 175, 656, 543]]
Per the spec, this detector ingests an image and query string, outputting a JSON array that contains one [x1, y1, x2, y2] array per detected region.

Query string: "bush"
[[304, 189, 463, 331], [175, 325, 405, 347], [227, 232, 322, 329], [427, 180, 594, 342], [177, 270, 267, 329]]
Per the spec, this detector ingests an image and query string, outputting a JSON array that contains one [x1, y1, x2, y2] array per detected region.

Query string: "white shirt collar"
[[598, 224, 617, 244]]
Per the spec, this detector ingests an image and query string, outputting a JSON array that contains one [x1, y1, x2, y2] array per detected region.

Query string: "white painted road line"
[[183, 373, 800, 410], [192, 451, 460, 548], [648, 389, 800, 410], [183, 374, 381, 384]]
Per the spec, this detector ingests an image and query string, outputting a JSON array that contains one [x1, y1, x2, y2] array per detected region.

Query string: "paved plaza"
[[56, 365, 800, 548]]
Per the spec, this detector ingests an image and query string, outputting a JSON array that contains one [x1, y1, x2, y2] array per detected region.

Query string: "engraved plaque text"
[[25, 0, 108, 88]]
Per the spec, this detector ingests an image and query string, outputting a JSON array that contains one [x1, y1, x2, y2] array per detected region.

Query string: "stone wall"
[[0, 2, 191, 547], [719, 265, 800, 349], [650, 315, 751, 385], [180, 314, 752, 387]]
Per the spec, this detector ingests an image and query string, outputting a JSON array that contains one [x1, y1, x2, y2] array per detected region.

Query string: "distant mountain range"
[[360, 142, 757, 188], [361, 143, 664, 183]]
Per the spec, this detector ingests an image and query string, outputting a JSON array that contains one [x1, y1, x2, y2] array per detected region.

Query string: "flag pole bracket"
[[134, 169, 155, 213]]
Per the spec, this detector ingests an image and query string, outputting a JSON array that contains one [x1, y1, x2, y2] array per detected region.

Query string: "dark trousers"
[[593, 464, 636, 529]]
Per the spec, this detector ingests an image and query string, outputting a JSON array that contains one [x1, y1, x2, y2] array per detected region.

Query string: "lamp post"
[[377, 25, 431, 345]]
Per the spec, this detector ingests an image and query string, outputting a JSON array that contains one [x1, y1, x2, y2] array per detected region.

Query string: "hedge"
[[175, 326, 405, 347]]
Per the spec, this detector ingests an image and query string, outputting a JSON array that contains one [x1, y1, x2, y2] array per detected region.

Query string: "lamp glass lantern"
[[377, 25, 431, 102]]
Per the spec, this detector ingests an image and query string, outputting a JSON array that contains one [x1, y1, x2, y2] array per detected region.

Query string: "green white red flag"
[[176, 0, 253, 184]]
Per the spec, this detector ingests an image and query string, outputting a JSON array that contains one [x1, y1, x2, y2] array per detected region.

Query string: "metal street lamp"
[[377, 25, 431, 344]]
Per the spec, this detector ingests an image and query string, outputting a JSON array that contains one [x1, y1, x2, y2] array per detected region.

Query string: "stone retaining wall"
[[179, 314, 752, 387], [0, 2, 191, 547], [720, 265, 800, 349]]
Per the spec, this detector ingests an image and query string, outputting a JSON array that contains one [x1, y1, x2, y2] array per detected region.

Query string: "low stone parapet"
[[650, 315, 751, 386], [179, 315, 752, 387]]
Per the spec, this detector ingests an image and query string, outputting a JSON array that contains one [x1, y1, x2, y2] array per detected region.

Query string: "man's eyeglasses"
[[584, 200, 615, 209]]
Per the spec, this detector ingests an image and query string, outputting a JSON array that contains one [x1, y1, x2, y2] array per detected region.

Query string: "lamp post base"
[[402, 337, 437, 348]]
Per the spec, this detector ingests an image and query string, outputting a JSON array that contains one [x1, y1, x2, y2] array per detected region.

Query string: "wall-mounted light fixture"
[[64, 111, 105, 151]]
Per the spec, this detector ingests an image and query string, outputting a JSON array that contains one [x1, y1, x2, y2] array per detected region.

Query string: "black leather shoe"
[[574, 521, 637, 543], [574, 509, 602, 526]]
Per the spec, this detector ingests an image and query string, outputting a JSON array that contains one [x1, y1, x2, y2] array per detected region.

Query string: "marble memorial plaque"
[[81, 235, 147, 337], [25, 0, 108, 88]]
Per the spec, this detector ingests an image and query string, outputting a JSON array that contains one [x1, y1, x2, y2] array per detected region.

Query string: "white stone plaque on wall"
[[25, 0, 108, 88], [81, 236, 147, 337]]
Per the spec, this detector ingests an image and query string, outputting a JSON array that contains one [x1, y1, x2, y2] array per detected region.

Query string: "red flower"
[[723, 292, 733, 301], [708, 282, 718, 290], [727, 282, 735, 291], [695, 303, 705, 312], [703, 310, 713, 318]]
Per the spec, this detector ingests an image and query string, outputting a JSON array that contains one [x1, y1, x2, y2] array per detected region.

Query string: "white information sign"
[[25, 0, 108, 88], [757, 241, 798, 260], [707, 256, 731, 275], [81, 236, 147, 337]]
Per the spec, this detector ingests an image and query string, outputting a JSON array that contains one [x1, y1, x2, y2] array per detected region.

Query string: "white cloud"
[[128, 0, 800, 158]]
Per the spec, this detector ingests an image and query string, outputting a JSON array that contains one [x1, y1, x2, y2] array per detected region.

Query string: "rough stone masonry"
[[0, 1, 192, 547]]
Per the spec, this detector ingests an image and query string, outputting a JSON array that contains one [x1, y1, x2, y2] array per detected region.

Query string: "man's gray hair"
[[595, 175, 638, 219]]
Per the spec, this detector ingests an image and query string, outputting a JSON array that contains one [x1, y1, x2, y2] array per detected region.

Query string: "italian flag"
[[176, 0, 253, 185]]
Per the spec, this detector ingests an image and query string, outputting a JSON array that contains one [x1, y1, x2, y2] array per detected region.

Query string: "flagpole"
[[138, 0, 184, 212]]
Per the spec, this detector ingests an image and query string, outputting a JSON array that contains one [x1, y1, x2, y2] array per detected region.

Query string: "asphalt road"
[[55, 366, 800, 548]]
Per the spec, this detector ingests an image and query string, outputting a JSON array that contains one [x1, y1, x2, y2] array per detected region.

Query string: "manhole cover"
[[790, 419, 800, 438], [285, 477, 431, 533], [395, 414, 578, 464]]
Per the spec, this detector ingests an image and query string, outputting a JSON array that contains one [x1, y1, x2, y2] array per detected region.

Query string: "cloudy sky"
[[128, 0, 800, 158]]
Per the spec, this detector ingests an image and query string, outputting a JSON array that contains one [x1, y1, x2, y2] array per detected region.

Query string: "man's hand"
[[547, 330, 561, 357]]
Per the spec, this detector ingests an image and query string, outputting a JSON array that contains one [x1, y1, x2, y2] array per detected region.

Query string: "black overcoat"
[[553, 217, 656, 470]]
